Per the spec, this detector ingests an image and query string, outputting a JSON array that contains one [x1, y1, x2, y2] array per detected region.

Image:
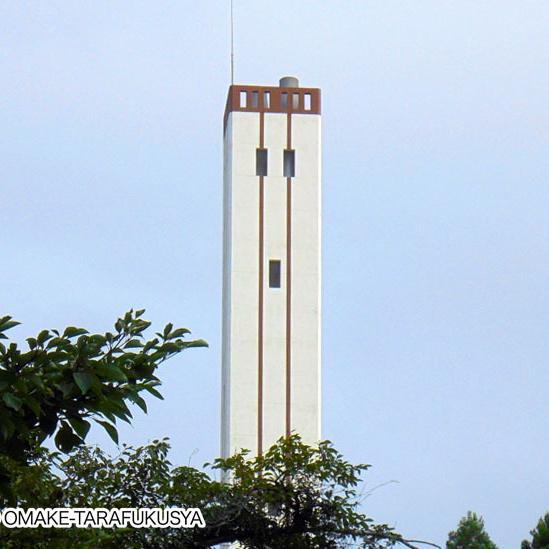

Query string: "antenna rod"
[[230, 0, 234, 85]]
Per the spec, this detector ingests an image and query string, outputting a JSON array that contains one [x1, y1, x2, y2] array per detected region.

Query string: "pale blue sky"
[[1, 2, 548, 546]]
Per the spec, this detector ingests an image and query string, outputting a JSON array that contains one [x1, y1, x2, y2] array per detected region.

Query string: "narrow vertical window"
[[292, 93, 299, 109], [263, 91, 270, 108], [283, 149, 295, 177], [281, 92, 288, 109], [252, 91, 259, 108], [304, 93, 311, 110], [269, 260, 281, 288], [256, 148, 268, 176], [240, 90, 247, 107]]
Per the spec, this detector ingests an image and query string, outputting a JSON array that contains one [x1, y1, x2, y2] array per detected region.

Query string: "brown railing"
[[224, 85, 321, 129]]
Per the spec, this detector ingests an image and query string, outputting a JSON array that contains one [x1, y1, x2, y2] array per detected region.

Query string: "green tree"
[[0, 313, 435, 548], [0, 310, 206, 500], [0, 435, 431, 549], [446, 511, 497, 549], [522, 513, 549, 549]]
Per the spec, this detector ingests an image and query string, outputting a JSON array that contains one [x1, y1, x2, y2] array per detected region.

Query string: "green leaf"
[[88, 334, 107, 346], [157, 342, 182, 354], [95, 365, 128, 383], [97, 420, 119, 444], [68, 417, 91, 439], [0, 421, 9, 440], [60, 382, 76, 398], [163, 323, 173, 338], [55, 422, 82, 453], [143, 338, 159, 353], [128, 393, 148, 413], [0, 316, 20, 333], [0, 371, 14, 391], [11, 417, 30, 439], [2, 393, 23, 411], [0, 412, 15, 440], [63, 327, 89, 338], [28, 374, 45, 390], [36, 329, 51, 346], [167, 327, 191, 339], [186, 339, 209, 348], [39, 413, 58, 436], [73, 372, 94, 395], [144, 385, 164, 400], [23, 395, 42, 417], [124, 339, 143, 349], [46, 336, 68, 349], [112, 400, 133, 423]]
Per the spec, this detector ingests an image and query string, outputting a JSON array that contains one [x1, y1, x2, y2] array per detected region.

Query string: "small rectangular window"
[[240, 91, 247, 107], [281, 92, 288, 109], [292, 93, 299, 109], [304, 93, 311, 110], [252, 91, 259, 108], [269, 260, 281, 288], [283, 149, 295, 177], [263, 91, 270, 108], [256, 148, 267, 176]]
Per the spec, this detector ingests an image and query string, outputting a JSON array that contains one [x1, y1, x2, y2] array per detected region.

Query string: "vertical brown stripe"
[[259, 110, 264, 148], [285, 112, 292, 438], [258, 111, 265, 456]]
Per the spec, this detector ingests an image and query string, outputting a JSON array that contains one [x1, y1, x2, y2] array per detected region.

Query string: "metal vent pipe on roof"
[[279, 76, 299, 88]]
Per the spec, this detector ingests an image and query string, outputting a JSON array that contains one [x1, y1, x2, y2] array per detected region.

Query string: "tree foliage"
[[0, 310, 206, 500], [522, 513, 549, 549], [0, 435, 431, 549], [446, 511, 497, 549], [0, 312, 434, 548]]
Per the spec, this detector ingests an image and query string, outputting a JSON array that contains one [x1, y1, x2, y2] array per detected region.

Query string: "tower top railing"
[[224, 84, 321, 130]]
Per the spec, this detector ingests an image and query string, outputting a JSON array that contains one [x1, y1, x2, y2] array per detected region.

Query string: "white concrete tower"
[[222, 76, 321, 457]]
